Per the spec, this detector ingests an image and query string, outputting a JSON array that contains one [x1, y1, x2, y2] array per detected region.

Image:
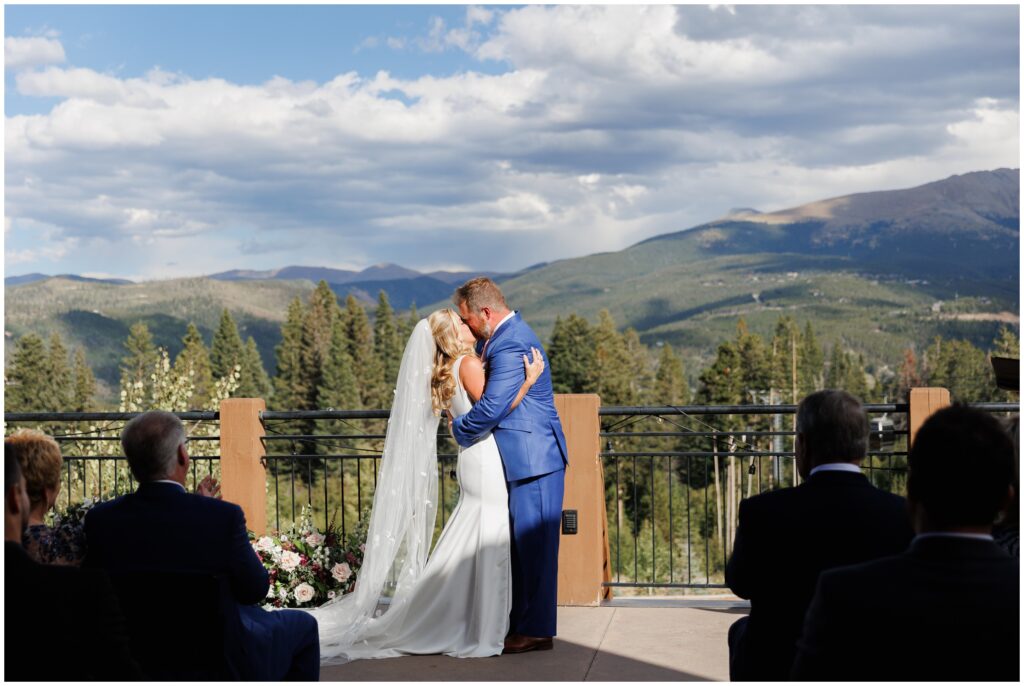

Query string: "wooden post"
[[554, 394, 609, 606], [220, 398, 267, 535], [908, 387, 951, 446]]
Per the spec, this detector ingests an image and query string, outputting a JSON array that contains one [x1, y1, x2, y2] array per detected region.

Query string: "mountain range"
[[5, 168, 1018, 402]]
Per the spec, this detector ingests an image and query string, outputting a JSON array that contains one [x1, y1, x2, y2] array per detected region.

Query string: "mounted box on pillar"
[[554, 394, 610, 606]]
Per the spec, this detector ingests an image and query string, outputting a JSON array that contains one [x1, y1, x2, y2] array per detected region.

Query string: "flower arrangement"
[[251, 507, 369, 610]]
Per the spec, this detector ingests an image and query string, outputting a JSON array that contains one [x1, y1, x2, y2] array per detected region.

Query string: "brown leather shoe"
[[503, 633, 554, 654]]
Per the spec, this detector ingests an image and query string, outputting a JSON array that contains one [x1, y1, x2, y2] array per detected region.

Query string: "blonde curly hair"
[[428, 309, 476, 415], [5, 428, 62, 508]]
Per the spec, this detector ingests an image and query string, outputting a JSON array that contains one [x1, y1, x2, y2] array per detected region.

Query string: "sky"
[[3, 4, 1020, 281]]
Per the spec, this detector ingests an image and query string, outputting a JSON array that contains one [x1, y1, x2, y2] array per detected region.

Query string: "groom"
[[451, 277, 568, 654]]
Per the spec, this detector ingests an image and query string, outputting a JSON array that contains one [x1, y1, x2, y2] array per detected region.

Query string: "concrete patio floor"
[[320, 598, 749, 681]]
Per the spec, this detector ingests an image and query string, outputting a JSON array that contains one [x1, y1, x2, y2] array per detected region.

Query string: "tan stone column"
[[908, 387, 951, 446], [219, 398, 267, 535]]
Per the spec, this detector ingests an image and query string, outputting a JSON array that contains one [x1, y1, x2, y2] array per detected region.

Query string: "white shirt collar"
[[150, 479, 187, 492], [914, 532, 994, 543], [809, 462, 862, 476], [490, 310, 516, 338]]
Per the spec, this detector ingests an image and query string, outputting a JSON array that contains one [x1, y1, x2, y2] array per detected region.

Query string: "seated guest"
[[993, 415, 1018, 557], [792, 405, 1019, 681], [84, 410, 320, 681], [6, 428, 86, 566], [5, 446, 141, 681], [725, 389, 914, 681]]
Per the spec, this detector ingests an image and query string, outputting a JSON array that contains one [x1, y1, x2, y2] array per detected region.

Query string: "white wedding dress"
[[310, 324, 511, 664]]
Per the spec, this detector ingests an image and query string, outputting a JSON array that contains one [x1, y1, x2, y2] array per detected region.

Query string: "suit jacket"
[[725, 470, 914, 680], [5, 541, 142, 681], [452, 312, 568, 481], [83, 481, 269, 605], [792, 536, 1020, 681]]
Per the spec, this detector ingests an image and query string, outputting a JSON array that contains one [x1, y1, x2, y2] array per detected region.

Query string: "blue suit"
[[84, 482, 320, 680], [453, 312, 568, 637]]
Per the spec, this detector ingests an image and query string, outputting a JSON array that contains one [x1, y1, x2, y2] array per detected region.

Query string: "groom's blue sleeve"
[[452, 345, 523, 447]]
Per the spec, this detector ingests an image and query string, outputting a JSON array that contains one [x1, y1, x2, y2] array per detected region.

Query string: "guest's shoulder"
[[86, 493, 132, 519], [185, 491, 245, 518], [740, 483, 802, 512]]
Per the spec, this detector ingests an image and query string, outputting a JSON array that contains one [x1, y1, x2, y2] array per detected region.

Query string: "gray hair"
[[121, 410, 187, 482], [796, 390, 869, 463]]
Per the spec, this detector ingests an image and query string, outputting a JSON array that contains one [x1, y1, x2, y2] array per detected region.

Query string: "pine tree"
[[5, 333, 49, 411], [799, 322, 824, 395], [71, 348, 96, 412], [174, 323, 213, 408], [300, 281, 341, 411], [121, 322, 158, 407], [210, 309, 244, 380], [237, 337, 273, 399], [735, 319, 772, 401], [319, 318, 360, 411], [343, 295, 385, 408], [993, 326, 1020, 358], [654, 343, 689, 406], [273, 297, 307, 410], [771, 316, 801, 404], [924, 337, 993, 402], [622, 328, 654, 403], [593, 310, 636, 405], [373, 291, 402, 391], [44, 331, 72, 410], [547, 314, 597, 394], [398, 303, 420, 344], [826, 342, 868, 399]]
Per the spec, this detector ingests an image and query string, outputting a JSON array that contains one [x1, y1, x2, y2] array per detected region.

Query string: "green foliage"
[[210, 309, 244, 380], [237, 337, 273, 399], [319, 318, 360, 411], [654, 344, 689, 406], [120, 322, 158, 399], [825, 341, 868, 399], [374, 291, 403, 392], [547, 315, 597, 394], [6, 333, 50, 411], [342, 295, 385, 408], [593, 310, 637, 405], [993, 325, 1020, 358], [273, 298, 307, 411], [174, 323, 213, 408], [71, 348, 96, 412], [44, 331, 72, 410], [923, 336, 995, 402]]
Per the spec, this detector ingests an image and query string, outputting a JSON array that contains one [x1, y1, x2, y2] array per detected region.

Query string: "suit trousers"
[[239, 605, 320, 680], [508, 467, 565, 638]]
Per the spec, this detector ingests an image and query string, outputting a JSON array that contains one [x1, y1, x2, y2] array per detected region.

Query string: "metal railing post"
[[220, 398, 267, 535]]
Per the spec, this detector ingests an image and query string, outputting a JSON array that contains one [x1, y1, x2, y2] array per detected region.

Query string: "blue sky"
[[4, 4, 1019, 280]]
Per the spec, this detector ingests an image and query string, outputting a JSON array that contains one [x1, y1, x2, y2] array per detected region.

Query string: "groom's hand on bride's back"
[[445, 409, 455, 437]]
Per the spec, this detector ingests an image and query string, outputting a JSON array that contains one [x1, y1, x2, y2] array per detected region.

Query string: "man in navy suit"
[[792, 405, 1019, 681], [84, 410, 320, 680], [725, 390, 914, 680], [452, 277, 568, 654]]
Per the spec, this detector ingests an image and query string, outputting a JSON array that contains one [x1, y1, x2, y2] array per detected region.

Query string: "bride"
[[308, 308, 545, 663]]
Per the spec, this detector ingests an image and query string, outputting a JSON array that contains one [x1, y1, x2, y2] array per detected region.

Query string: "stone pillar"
[[908, 387, 951, 446], [219, 398, 267, 535], [554, 394, 609, 606]]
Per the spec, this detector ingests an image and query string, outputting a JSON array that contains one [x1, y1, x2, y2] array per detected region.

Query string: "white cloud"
[[5, 36, 66, 71], [3, 5, 1018, 277]]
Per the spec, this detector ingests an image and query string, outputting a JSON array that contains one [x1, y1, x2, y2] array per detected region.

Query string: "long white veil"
[[309, 318, 440, 664]]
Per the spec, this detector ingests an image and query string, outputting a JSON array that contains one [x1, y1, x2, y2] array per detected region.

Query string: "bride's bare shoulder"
[[459, 355, 485, 400]]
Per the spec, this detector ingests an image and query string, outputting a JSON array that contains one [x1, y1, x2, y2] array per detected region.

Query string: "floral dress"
[[23, 522, 87, 566]]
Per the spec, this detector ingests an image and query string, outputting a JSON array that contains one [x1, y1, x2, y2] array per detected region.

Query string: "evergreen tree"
[[121, 322, 158, 406], [924, 336, 993, 402], [654, 343, 689, 406], [993, 326, 1020, 358], [798, 322, 824, 395], [300, 281, 340, 411], [771, 316, 802, 404], [735, 319, 772, 401], [373, 291, 402, 391], [826, 342, 868, 399], [5, 333, 49, 411], [210, 309, 244, 380], [319, 318, 361, 411], [697, 340, 744, 406], [273, 297, 307, 410], [343, 295, 385, 408], [622, 328, 654, 403], [593, 310, 636, 405], [237, 337, 273, 399], [174, 323, 213, 408], [71, 348, 96, 412], [398, 303, 420, 344], [43, 331, 72, 410], [547, 314, 597, 394]]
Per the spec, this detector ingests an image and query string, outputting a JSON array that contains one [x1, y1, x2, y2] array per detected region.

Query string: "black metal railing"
[[2, 411, 221, 511]]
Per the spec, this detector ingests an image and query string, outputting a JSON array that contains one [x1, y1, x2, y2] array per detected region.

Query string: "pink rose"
[[331, 562, 352, 583]]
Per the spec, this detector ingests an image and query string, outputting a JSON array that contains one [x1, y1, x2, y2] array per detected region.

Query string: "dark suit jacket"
[[5, 541, 142, 681], [725, 470, 914, 680], [83, 481, 269, 605], [793, 536, 1020, 681]]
